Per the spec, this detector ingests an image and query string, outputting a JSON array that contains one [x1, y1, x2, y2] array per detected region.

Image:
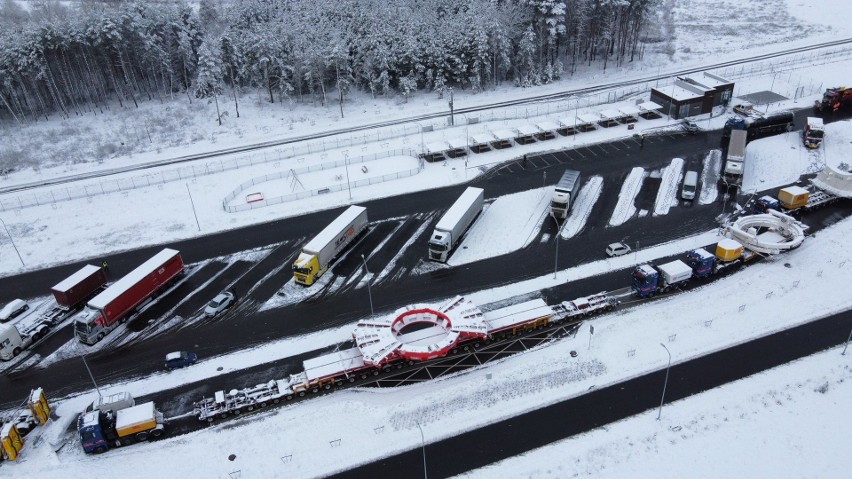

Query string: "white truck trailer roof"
[[88, 249, 180, 309], [115, 401, 156, 431], [483, 299, 552, 332], [435, 187, 484, 232], [53, 264, 102, 293], [728, 129, 747, 160], [304, 347, 366, 382], [806, 117, 824, 129], [302, 206, 367, 255], [658, 260, 693, 284]]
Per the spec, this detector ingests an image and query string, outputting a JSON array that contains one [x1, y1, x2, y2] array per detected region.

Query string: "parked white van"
[[681, 171, 698, 200]]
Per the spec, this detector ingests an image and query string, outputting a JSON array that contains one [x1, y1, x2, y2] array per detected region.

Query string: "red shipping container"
[[51, 265, 107, 308]]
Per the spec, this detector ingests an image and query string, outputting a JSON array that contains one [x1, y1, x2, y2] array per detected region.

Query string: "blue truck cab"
[[78, 410, 114, 454], [631, 264, 659, 298], [685, 249, 715, 278], [754, 195, 780, 213]]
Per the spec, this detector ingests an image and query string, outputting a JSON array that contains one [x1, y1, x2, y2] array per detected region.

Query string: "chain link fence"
[[222, 149, 422, 212], [3, 44, 851, 214]]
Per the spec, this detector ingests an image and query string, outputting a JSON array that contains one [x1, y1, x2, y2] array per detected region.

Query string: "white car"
[[0, 299, 29, 322], [606, 242, 631, 257], [204, 292, 235, 317]]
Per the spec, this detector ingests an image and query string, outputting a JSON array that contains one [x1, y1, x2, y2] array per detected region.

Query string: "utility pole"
[[0, 216, 24, 266], [448, 89, 454, 126], [361, 254, 374, 316], [186, 183, 201, 231], [416, 421, 428, 479], [82, 355, 103, 402], [657, 343, 672, 420], [344, 154, 352, 200]]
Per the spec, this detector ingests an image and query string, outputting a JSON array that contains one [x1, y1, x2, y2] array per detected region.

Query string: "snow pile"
[[609, 167, 645, 226], [561, 176, 603, 239], [653, 157, 684, 215], [698, 149, 722, 205]]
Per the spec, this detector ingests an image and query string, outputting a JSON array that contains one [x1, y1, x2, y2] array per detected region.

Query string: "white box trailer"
[[657, 260, 693, 286], [724, 129, 747, 179], [550, 169, 582, 219], [429, 187, 484, 262], [293, 206, 368, 286]]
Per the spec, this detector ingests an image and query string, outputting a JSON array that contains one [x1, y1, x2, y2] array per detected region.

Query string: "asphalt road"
[[331, 308, 852, 479], [1, 107, 849, 408]]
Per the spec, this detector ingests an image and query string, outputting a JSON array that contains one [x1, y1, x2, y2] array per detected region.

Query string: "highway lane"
[[1, 111, 848, 407], [331, 308, 852, 479]]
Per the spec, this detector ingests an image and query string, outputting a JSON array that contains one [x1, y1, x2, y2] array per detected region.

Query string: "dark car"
[[165, 351, 198, 370]]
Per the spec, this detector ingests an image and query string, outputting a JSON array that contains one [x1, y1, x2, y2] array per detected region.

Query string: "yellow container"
[[778, 186, 809, 210], [28, 387, 51, 425], [1, 423, 24, 461], [716, 239, 743, 262]]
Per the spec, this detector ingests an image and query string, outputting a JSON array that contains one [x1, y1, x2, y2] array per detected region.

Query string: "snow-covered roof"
[[599, 109, 624, 120], [578, 113, 600, 125], [658, 260, 692, 277], [446, 137, 468, 149], [657, 84, 704, 101], [717, 238, 743, 250], [483, 298, 552, 333], [696, 72, 732, 88], [470, 132, 495, 145], [692, 248, 714, 260], [806, 117, 824, 128], [781, 185, 809, 196], [491, 129, 516, 141], [1, 421, 14, 436], [88, 249, 180, 309], [436, 187, 483, 232], [304, 347, 365, 382], [516, 125, 540, 136], [80, 411, 100, 428], [165, 351, 182, 361], [536, 121, 561, 131], [425, 141, 450, 154], [618, 105, 641, 117], [302, 206, 366, 255], [53, 264, 101, 293], [638, 101, 663, 112], [637, 264, 657, 277], [116, 401, 155, 430]]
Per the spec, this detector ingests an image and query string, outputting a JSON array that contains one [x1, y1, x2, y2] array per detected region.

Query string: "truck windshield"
[[428, 241, 448, 252], [550, 200, 566, 209], [74, 321, 90, 335], [293, 266, 312, 275], [808, 130, 824, 138]]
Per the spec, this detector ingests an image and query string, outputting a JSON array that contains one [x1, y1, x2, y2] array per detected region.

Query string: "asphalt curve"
[[331, 309, 852, 479]]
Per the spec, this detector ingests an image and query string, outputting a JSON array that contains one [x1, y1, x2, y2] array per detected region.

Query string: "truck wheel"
[[323, 384, 331, 390], [348, 377, 355, 383], [12, 347, 21, 357], [32, 331, 42, 341], [135, 432, 149, 441], [246, 405, 255, 412], [96, 332, 105, 342], [298, 391, 306, 397], [273, 398, 281, 404], [94, 446, 106, 454], [233, 409, 241, 415], [219, 413, 228, 419], [151, 429, 163, 438]]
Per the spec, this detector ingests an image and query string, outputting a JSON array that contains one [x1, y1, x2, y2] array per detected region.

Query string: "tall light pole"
[[0, 216, 24, 267], [657, 343, 672, 420], [344, 154, 352, 200], [361, 254, 374, 316], [81, 355, 103, 402], [842, 327, 852, 356], [415, 421, 428, 479], [551, 215, 565, 280]]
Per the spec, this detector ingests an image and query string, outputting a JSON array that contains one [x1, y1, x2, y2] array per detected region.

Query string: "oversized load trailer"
[[78, 400, 165, 454], [550, 169, 582, 219], [722, 111, 794, 142], [632, 260, 693, 298], [75, 249, 184, 345], [293, 206, 368, 286], [1, 265, 107, 360], [755, 185, 837, 214], [429, 187, 484, 262]]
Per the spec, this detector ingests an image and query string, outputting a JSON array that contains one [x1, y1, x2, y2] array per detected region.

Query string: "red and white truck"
[[0, 265, 107, 361], [74, 249, 184, 345]]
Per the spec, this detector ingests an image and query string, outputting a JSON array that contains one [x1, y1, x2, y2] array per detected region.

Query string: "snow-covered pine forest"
[[0, 0, 654, 125]]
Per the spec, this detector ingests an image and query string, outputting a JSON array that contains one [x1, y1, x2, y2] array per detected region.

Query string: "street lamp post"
[[551, 215, 565, 280], [0, 216, 24, 266], [344, 154, 352, 200], [842, 327, 852, 355], [657, 343, 672, 420], [361, 254, 374, 316], [416, 421, 428, 479]]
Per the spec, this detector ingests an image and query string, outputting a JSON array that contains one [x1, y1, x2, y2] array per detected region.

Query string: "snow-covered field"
[[2, 0, 852, 477]]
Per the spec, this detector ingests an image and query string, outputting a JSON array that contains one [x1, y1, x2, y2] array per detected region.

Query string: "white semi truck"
[[293, 205, 368, 286], [428, 187, 484, 262], [550, 169, 582, 219], [723, 129, 747, 184]]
